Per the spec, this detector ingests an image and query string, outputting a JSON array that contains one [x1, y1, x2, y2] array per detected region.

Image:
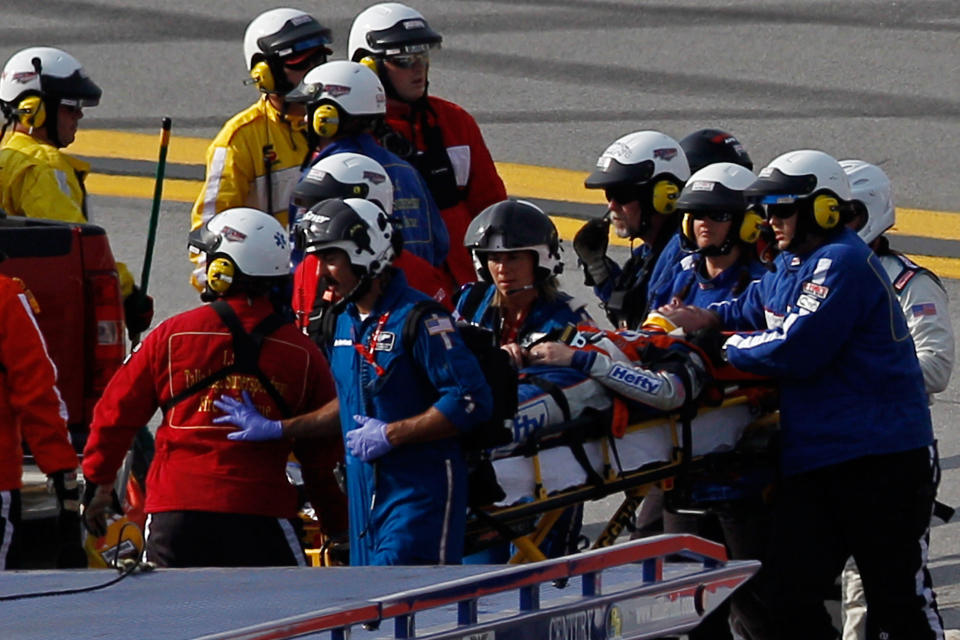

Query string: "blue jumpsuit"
[[710, 228, 942, 638], [328, 270, 491, 566], [657, 252, 766, 309]]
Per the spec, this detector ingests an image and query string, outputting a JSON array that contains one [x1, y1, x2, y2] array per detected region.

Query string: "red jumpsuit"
[[0, 274, 77, 490], [82, 296, 345, 533], [386, 96, 507, 286]]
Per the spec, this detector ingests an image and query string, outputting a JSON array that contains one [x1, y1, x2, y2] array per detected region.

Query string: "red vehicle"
[[0, 213, 138, 566]]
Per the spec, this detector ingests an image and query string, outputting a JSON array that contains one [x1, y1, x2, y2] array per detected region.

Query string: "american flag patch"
[[425, 315, 454, 335], [911, 303, 937, 318]]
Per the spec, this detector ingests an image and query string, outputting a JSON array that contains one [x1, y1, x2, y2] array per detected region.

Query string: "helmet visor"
[[745, 168, 818, 203], [44, 71, 101, 107], [291, 171, 369, 210], [585, 158, 655, 189], [258, 20, 333, 60], [366, 20, 442, 55]]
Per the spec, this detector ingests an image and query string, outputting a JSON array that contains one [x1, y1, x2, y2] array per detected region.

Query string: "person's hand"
[[500, 343, 526, 369], [573, 216, 612, 285], [658, 304, 720, 333], [345, 415, 393, 462], [214, 391, 284, 441], [528, 341, 575, 367], [50, 469, 87, 567], [124, 286, 155, 341], [81, 483, 120, 539]]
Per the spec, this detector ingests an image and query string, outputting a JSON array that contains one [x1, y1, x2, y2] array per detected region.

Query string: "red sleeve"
[[456, 107, 507, 218], [0, 277, 77, 474], [82, 330, 161, 486], [292, 347, 348, 535]]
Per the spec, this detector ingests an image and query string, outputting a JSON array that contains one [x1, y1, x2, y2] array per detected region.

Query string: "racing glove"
[[573, 216, 614, 286], [123, 286, 155, 341], [50, 469, 87, 567], [214, 391, 284, 441], [346, 415, 393, 462]]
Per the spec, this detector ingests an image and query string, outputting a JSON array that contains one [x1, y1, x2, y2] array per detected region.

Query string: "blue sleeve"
[[709, 273, 769, 330], [724, 252, 867, 378], [647, 234, 684, 308], [411, 310, 492, 431]]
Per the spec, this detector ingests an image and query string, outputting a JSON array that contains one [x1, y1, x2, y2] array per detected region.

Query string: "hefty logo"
[[514, 400, 548, 440], [607, 364, 663, 394], [653, 147, 679, 161]]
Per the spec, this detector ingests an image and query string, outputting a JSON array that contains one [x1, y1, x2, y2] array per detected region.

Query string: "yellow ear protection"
[[206, 257, 236, 294], [651, 180, 680, 215], [681, 212, 695, 243], [359, 56, 379, 75], [811, 193, 841, 229], [739, 209, 764, 243], [249, 60, 276, 94], [16, 94, 45, 129], [311, 103, 340, 138]]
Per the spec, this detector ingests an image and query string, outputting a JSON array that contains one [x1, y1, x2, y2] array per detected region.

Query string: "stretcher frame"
[[465, 385, 779, 564]]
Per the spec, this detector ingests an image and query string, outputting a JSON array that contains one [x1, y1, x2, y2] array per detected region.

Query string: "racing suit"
[[841, 240, 955, 640], [710, 227, 943, 639], [0, 275, 78, 569], [0, 131, 134, 297], [295, 134, 448, 270], [326, 270, 491, 566], [82, 295, 346, 567], [385, 96, 507, 285], [190, 98, 308, 289]]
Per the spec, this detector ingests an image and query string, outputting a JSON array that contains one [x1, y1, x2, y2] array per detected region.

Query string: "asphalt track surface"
[[3, 0, 959, 632]]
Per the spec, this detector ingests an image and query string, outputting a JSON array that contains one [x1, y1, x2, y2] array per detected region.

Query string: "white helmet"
[[747, 149, 852, 236], [243, 8, 332, 94], [841, 159, 894, 245], [676, 162, 762, 255], [0, 47, 101, 146], [296, 198, 396, 278], [292, 152, 394, 215], [286, 61, 386, 138], [348, 3, 442, 62], [586, 130, 691, 190], [188, 208, 290, 295], [463, 199, 563, 283]]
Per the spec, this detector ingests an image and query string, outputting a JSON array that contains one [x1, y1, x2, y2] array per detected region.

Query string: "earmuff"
[[311, 103, 340, 138], [206, 257, 236, 294], [16, 95, 45, 129], [739, 209, 764, 243], [249, 60, 276, 94], [359, 56, 379, 75], [651, 180, 680, 215], [812, 193, 840, 230], [681, 212, 695, 243]]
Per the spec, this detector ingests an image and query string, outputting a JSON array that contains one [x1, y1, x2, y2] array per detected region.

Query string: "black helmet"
[[679, 129, 753, 175], [464, 200, 562, 282]]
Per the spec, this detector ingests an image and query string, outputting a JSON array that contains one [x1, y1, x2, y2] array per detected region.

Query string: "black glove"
[[573, 216, 613, 286], [50, 469, 87, 568], [124, 286, 155, 341]]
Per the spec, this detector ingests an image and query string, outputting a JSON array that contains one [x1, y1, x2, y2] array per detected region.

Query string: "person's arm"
[[898, 271, 955, 394], [529, 340, 695, 412], [723, 251, 864, 378], [1, 279, 77, 474]]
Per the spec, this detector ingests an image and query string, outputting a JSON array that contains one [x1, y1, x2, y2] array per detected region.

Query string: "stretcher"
[[463, 365, 779, 563]]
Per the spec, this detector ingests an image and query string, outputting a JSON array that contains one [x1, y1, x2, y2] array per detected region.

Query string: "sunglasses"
[[604, 185, 642, 205], [689, 210, 735, 222], [385, 52, 429, 69], [764, 203, 800, 220]]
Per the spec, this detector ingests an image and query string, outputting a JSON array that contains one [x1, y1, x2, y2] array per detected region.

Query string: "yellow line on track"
[[76, 130, 960, 251]]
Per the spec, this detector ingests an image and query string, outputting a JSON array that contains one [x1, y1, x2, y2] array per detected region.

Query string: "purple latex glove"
[[345, 415, 393, 462], [213, 391, 284, 441]]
